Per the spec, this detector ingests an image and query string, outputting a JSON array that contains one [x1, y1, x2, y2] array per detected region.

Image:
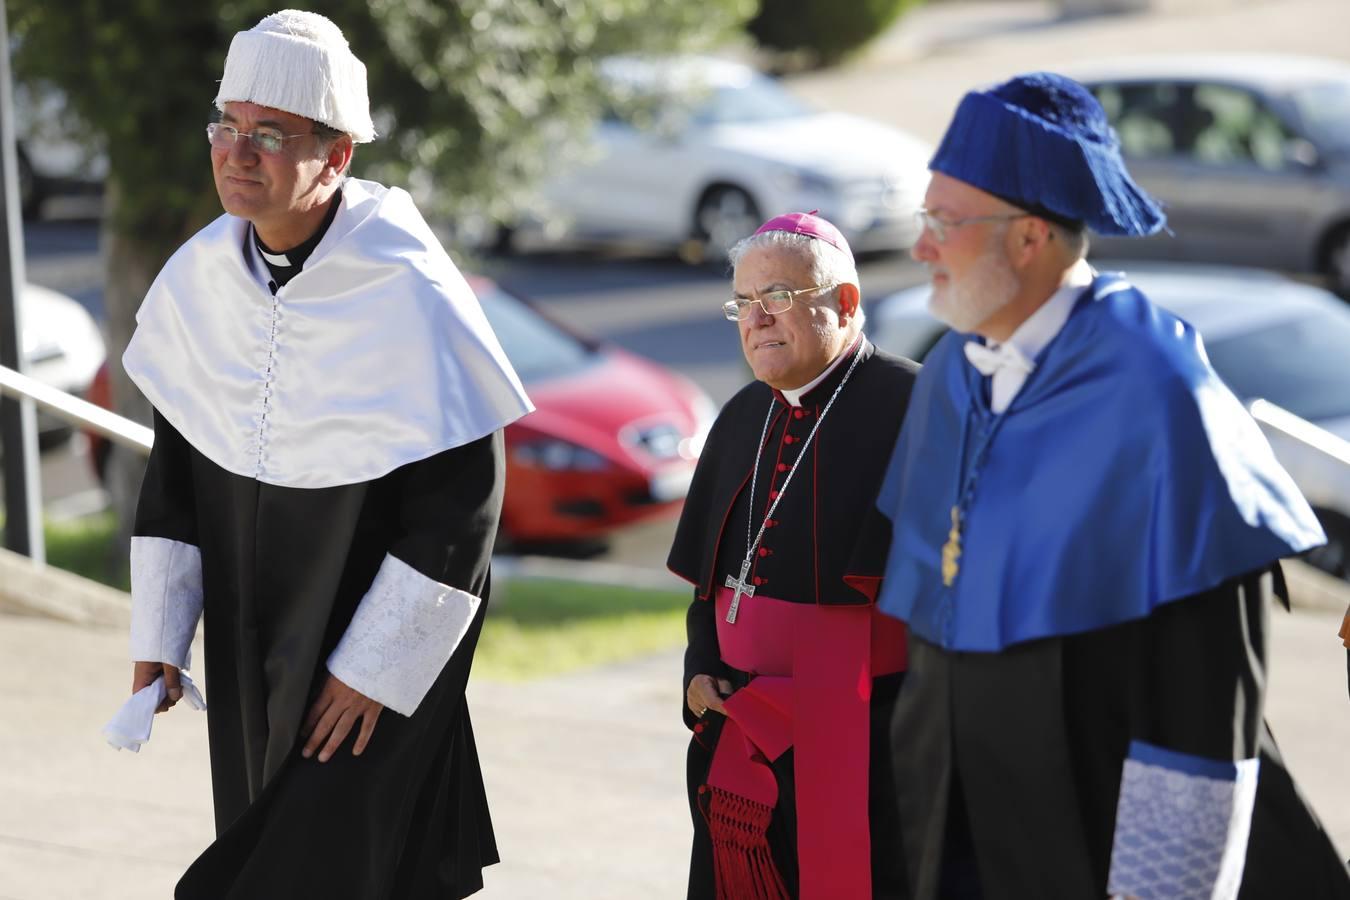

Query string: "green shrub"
[[748, 0, 921, 67]]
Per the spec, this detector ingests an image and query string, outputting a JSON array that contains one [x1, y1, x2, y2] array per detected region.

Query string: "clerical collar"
[[987, 258, 1095, 364], [252, 187, 343, 291], [780, 333, 863, 407]]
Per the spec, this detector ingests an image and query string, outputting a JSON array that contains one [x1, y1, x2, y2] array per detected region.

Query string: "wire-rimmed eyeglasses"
[[722, 283, 838, 322], [206, 122, 314, 155], [914, 208, 1030, 244]]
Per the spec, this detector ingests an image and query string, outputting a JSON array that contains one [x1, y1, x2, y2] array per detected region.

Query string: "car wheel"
[[16, 145, 41, 220], [1306, 509, 1350, 581], [693, 185, 760, 263], [1323, 225, 1350, 300]]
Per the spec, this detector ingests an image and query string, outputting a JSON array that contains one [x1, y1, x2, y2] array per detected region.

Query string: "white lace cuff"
[[1107, 740, 1260, 900], [129, 536, 204, 669], [327, 554, 481, 717]]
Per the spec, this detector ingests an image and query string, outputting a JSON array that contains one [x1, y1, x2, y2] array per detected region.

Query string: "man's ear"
[[837, 283, 861, 322], [324, 136, 354, 182], [1009, 216, 1052, 268]]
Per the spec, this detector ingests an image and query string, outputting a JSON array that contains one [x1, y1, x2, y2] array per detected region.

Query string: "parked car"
[[520, 55, 933, 260], [868, 263, 1350, 579], [88, 277, 713, 547], [1067, 55, 1350, 295], [11, 283, 107, 448], [13, 85, 106, 220]]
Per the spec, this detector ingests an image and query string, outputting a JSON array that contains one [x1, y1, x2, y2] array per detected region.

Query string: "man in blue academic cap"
[[875, 72, 1350, 900]]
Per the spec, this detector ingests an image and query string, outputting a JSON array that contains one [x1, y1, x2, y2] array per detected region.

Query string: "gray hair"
[[1052, 222, 1090, 262], [728, 230, 865, 327]]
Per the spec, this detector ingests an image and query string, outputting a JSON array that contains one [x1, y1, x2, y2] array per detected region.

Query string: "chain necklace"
[[724, 346, 864, 624]]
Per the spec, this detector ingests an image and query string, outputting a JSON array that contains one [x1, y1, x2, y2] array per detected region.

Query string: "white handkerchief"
[[102, 672, 207, 752]]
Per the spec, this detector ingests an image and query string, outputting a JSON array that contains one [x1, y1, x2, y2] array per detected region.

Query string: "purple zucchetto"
[[753, 210, 854, 260], [930, 72, 1165, 237]]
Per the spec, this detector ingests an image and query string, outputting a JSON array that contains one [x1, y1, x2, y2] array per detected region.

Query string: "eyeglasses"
[[914, 208, 1030, 244], [722, 284, 838, 322], [206, 122, 314, 155]]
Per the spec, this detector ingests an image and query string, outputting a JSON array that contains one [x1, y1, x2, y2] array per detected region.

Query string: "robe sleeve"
[[327, 432, 504, 717], [682, 590, 733, 730], [128, 410, 204, 670], [1106, 567, 1271, 900]]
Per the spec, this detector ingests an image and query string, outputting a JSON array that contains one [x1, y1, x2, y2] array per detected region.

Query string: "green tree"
[[7, 0, 753, 415], [749, 0, 920, 68]]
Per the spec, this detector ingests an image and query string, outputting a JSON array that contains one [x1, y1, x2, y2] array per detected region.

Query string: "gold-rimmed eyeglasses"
[[914, 208, 1030, 244], [207, 122, 314, 155], [722, 283, 838, 322]]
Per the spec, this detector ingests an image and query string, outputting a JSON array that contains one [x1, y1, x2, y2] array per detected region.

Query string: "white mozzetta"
[[123, 178, 533, 490], [1107, 748, 1259, 900], [327, 554, 481, 717], [129, 537, 205, 669]]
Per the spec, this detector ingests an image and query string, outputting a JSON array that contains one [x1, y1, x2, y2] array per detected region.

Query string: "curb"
[[0, 547, 132, 629]]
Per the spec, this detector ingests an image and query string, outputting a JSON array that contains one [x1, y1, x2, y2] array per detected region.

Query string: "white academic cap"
[[215, 9, 376, 143]]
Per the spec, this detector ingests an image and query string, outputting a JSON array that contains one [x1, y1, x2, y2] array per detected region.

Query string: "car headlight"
[[513, 439, 612, 472]]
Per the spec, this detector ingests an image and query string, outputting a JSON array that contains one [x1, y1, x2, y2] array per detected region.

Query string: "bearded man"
[[874, 72, 1350, 900]]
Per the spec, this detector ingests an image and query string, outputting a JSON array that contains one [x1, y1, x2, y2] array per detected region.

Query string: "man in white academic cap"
[[120, 10, 532, 897]]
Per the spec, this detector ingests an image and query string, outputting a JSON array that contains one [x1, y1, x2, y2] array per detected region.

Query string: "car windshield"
[[1203, 310, 1350, 421], [693, 76, 813, 125], [475, 285, 597, 384], [1290, 80, 1350, 152]]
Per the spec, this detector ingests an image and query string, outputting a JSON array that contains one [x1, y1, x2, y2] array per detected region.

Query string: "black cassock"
[[894, 566, 1350, 900], [668, 339, 920, 899], [138, 413, 501, 899]]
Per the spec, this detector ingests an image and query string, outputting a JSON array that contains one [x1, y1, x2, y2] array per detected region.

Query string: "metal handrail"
[[2, 362, 1347, 478], [0, 363, 152, 453], [1250, 399, 1350, 469]]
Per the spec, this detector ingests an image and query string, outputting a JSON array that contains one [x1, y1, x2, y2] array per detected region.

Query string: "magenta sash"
[[702, 587, 907, 900]]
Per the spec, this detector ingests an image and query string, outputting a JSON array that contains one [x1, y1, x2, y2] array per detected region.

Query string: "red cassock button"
[[783, 435, 795, 444], [766, 519, 778, 528], [776, 463, 788, 472], [769, 490, 779, 500], [794, 409, 804, 419], [758, 547, 771, 557], [754, 577, 767, 586]]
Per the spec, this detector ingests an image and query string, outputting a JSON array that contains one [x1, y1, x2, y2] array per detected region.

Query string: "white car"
[[17, 283, 106, 446], [868, 263, 1350, 580], [523, 56, 933, 259]]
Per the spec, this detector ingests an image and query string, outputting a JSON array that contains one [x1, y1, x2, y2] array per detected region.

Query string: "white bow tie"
[[964, 340, 1036, 378]]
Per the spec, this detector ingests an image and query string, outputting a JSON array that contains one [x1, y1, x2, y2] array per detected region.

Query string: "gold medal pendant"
[[941, 506, 962, 587]]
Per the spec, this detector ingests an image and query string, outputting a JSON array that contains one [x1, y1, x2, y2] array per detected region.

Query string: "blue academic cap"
[[930, 72, 1166, 237]]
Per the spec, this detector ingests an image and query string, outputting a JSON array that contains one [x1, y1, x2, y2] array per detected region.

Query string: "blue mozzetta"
[[875, 274, 1325, 651]]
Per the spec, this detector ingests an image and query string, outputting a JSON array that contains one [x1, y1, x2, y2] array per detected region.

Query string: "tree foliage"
[[748, 0, 920, 68], [8, 0, 755, 252]]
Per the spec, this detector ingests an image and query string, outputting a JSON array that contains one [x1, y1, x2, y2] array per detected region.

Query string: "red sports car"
[[89, 276, 714, 546]]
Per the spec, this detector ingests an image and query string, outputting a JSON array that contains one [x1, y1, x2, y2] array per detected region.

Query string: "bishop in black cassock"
[[669, 212, 919, 900], [119, 12, 532, 898]]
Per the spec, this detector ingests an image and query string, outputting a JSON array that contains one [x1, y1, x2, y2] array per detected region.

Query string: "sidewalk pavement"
[[1, 593, 1348, 900]]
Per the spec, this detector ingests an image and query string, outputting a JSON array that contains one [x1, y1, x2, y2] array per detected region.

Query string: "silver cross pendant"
[[724, 558, 755, 624]]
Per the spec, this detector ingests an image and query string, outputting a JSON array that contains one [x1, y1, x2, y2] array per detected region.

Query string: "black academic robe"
[[134, 411, 501, 899], [892, 567, 1350, 900], [668, 338, 920, 899]]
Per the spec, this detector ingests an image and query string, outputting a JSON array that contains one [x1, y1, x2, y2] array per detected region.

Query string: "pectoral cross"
[[725, 559, 755, 624], [941, 506, 962, 587]]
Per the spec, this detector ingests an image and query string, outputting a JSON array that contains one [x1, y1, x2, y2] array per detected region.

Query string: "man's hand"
[[132, 660, 182, 714], [687, 674, 733, 719], [1340, 605, 1350, 649], [300, 674, 384, 763]]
